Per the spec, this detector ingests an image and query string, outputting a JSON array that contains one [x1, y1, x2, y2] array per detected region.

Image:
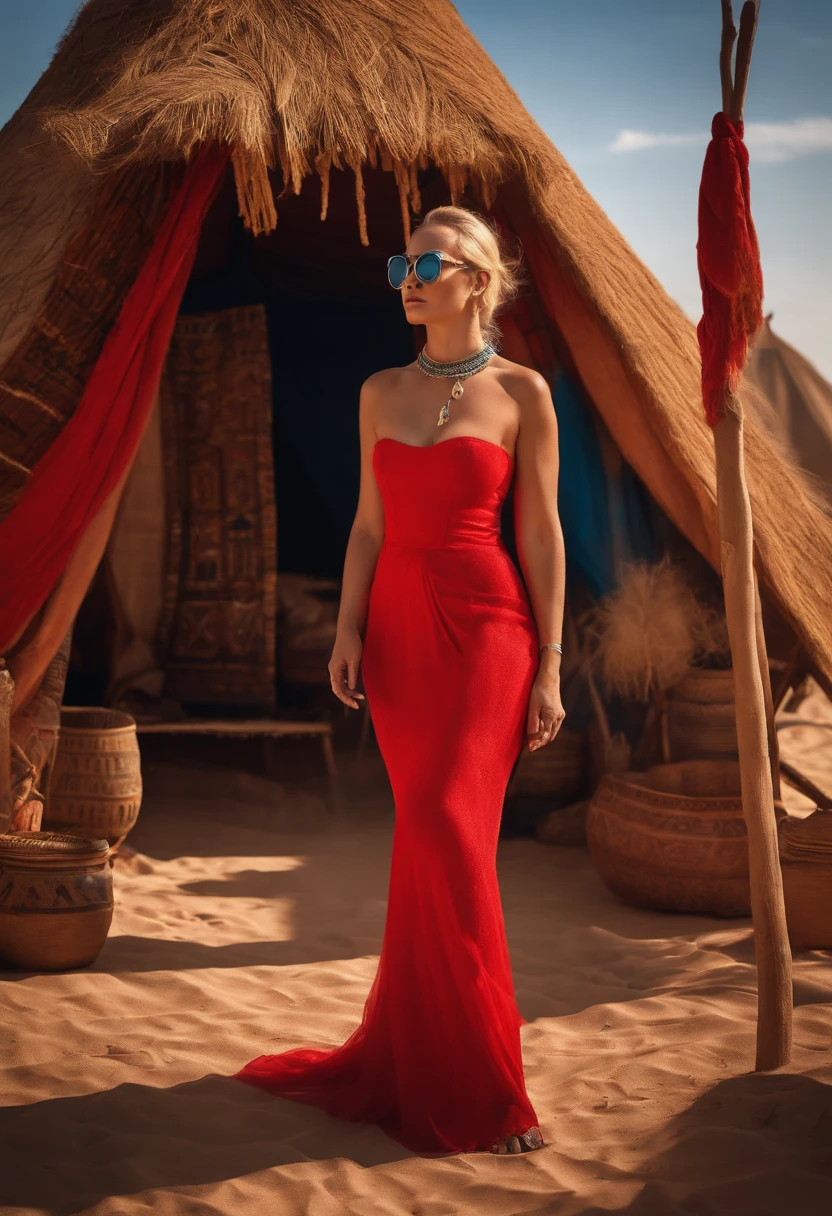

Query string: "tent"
[[1, 0, 832, 819], [745, 314, 832, 505]]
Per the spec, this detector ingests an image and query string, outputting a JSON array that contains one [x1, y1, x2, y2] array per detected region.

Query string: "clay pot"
[[586, 759, 751, 915], [508, 726, 588, 800], [667, 668, 738, 761], [44, 707, 142, 854], [0, 831, 113, 970]]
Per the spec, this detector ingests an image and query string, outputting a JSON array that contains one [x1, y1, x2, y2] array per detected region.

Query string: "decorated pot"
[[0, 831, 113, 970], [508, 726, 588, 800], [667, 668, 738, 761], [44, 707, 142, 854], [586, 759, 751, 915]]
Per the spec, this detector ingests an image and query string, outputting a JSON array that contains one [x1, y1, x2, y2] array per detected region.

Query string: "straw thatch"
[[745, 314, 832, 502], [1, 0, 832, 696], [36, 0, 536, 224]]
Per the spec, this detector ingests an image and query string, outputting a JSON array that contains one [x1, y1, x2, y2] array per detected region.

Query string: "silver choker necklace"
[[417, 340, 498, 426]]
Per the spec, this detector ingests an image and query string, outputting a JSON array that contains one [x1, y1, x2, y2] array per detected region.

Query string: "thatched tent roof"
[[1, 0, 831, 695], [745, 314, 832, 502]]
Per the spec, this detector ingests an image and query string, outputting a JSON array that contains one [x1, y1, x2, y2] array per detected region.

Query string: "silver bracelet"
[[540, 642, 563, 653]]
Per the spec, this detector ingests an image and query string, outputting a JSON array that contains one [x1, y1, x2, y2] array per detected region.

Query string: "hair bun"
[[414, 205, 526, 344]]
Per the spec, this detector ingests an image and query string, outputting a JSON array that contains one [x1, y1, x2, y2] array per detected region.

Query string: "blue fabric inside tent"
[[552, 368, 657, 599]]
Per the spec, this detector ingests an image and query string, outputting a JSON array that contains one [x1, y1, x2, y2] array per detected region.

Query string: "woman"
[[235, 205, 566, 1156]]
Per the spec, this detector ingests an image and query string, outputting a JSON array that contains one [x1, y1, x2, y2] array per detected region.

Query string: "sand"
[[3, 683, 832, 1215]]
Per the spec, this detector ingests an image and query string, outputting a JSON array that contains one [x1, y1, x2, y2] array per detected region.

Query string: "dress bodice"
[[372, 435, 513, 550]]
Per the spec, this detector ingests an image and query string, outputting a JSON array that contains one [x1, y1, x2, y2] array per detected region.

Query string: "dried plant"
[[579, 556, 730, 701], [688, 595, 733, 669]]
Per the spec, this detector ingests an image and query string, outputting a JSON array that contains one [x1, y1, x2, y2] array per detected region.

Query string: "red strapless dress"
[[234, 435, 541, 1153]]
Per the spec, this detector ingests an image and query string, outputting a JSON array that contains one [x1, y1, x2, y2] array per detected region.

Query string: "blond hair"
[[415, 205, 525, 343]]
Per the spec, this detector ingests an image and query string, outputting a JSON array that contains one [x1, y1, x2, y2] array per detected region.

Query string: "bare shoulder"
[[359, 363, 416, 440], [494, 357, 555, 430], [495, 357, 550, 402], [361, 363, 414, 400]]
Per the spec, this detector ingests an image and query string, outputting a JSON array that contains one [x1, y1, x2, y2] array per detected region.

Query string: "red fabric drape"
[[0, 142, 230, 654], [696, 111, 764, 427]]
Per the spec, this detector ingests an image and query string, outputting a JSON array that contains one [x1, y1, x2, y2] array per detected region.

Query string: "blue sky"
[[1, 0, 829, 377]]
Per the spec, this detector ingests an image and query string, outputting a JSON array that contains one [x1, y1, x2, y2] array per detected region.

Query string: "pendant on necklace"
[[437, 379, 465, 427]]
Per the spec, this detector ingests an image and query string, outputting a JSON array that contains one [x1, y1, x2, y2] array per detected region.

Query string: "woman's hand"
[[329, 631, 366, 709], [526, 661, 566, 752]]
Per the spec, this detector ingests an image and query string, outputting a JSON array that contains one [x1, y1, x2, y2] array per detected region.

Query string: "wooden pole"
[[719, 0, 738, 113], [714, 404, 792, 1069], [710, 0, 792, 1071], [778, 760, 832, 810]]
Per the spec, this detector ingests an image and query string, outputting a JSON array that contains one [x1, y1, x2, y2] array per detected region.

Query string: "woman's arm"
[[511, 369, 567, 748], [329, 373, 387, 708]]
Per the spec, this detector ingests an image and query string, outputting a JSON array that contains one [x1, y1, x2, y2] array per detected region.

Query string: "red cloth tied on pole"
[[0, 142, 229, 654], [696, 111, 764, 427]]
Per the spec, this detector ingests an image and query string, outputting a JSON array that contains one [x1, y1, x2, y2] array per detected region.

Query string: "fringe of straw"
[[392, 159, 412, 243], [350, 155, 368, 246], [231, 145, 277, 236], [315, 150, 332, 221], [312, 144, 431, 245], [230, 138, 490, 245]]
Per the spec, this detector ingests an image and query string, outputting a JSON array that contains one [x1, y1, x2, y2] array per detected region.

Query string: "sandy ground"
[[3, 683, 832, 1215]]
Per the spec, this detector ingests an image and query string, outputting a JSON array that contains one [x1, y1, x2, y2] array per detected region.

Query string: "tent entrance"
[[90, 162, 447, 711], [73, 162, 679, 719], [70, 162, 670, 714], [181, 161, 430, 581]]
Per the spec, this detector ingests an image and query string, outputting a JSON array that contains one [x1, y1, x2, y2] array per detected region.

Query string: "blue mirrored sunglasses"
[[387, 249, 471, 289]]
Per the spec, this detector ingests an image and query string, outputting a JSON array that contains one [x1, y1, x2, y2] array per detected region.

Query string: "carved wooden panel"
[[158, 305, 276, 706]]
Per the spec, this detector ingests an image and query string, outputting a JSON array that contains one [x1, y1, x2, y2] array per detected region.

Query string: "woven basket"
[[667, 668, 738, 761], [0, 831, 113, 970], [44, 708, 142, 854], [507, 727, 588, 800], [778, 810, 832, 951], [586, 759, 751, 915]]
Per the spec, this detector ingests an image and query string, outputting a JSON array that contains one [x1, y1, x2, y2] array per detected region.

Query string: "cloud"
[[609, 117, 832, 163], [747, 117, 832, 162], [609, 129, 706, 153]]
